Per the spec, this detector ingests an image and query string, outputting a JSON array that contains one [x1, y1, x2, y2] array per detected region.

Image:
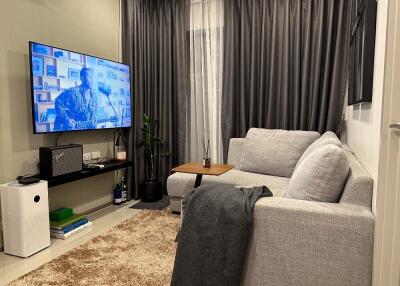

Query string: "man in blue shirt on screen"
[[54, 67, 97, 131]]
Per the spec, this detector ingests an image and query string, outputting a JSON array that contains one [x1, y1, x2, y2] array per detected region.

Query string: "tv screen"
[[29, 41, 132, 133]]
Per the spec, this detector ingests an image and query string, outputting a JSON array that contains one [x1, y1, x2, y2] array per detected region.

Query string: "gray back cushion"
[[284, 144, 350, 203], [227, 138, 245, 168], [295, 131, 342, 170], [339, 146, 373, 209], [240, 128, 320, 178]]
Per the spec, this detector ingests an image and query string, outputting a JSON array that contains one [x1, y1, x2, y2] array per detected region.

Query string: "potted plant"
[[139, 113, 168, 202]]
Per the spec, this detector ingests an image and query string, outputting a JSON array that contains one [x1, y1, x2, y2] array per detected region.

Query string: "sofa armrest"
[[243, 197, 374, 286], [227, 138, 244, 168]]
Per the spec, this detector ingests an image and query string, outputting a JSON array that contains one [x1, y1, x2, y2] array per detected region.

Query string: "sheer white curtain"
[[186, 0, 224, 163]]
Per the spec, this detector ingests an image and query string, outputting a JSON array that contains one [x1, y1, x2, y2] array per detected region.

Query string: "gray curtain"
[[121, 0, 188, 199], [221, 0, 351, 161]]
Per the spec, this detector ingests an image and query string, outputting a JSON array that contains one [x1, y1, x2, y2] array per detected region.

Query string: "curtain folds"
[[221, 0, 351, 161], [122, 0, 353, 192], [187, 0, 224, 163], [121, 0, 188, 199]]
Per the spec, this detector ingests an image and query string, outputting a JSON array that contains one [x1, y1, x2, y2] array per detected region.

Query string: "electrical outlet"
[[91, 151, 101, 160], [83, 153, 91, 161]]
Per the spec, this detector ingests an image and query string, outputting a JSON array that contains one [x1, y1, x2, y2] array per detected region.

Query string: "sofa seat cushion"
[[284, 144, 350, 203], [167, 169, 290, 199], [295, 131, 342, 170], [240, 128, 320, 178]]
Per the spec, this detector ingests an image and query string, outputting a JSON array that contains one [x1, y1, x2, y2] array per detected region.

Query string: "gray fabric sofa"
[[167, 134, 374, 286]]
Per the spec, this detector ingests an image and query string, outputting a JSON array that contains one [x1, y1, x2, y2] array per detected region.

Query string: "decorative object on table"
[[113, 184, 122, 205], [202, 139, 211, 168], [139, 113, 169, 202], [49, 209, 91, 240]]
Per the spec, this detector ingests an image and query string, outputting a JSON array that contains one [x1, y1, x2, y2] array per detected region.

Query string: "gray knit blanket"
[[171, 183, 273, 286]]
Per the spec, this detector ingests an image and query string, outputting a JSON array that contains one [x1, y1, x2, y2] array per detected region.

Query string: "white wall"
[[343, 0, 388, 214], [0, 0, 120, 249]]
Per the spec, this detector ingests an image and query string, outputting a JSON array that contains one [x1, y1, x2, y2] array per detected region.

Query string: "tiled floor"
[[0, 200, 141, 286]]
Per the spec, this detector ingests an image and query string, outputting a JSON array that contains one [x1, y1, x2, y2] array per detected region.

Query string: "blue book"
[[51, 218, 89, 234]]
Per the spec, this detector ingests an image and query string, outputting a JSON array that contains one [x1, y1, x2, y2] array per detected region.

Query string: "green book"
[[50, 214, 86, 230], [49, 208, 73, 222]]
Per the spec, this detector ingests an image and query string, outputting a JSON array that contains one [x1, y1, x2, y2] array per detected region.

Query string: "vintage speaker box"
[[39, 144, 83, 178]]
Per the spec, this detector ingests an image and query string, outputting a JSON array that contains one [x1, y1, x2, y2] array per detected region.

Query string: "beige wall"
[[0, 0, 120, 249], [343, 0, 388, 215]]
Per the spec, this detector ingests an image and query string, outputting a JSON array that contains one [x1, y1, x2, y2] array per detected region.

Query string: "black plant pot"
[[141, 180, 163, 202]]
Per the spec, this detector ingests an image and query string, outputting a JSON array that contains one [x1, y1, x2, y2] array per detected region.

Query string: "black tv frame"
[[348, 0, 377, 105], [28, 41, 132, 134]]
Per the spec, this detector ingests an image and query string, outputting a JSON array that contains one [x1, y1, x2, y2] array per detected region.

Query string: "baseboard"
[[82, 201, 114, 215]]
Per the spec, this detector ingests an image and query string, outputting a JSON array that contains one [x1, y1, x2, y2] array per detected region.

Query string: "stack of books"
[[49, 208, 92, 240]]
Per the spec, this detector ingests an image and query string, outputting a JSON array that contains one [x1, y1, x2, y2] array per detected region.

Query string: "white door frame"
[[373, 0, 400, 284]]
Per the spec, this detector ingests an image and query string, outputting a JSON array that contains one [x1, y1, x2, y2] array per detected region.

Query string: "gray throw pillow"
[[239, 128, 320, 178], [295, 131, 342, 170], [284, 144, 349, 203]]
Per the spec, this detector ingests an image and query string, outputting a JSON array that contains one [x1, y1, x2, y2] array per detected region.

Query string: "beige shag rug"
[[8, 210, 180, 286]]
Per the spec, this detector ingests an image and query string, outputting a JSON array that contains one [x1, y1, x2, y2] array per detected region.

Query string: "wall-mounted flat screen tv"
[[29, 41, 132, 133], [348, 0, 377, 105]]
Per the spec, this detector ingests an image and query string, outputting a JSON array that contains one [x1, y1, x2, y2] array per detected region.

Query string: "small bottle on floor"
[[114, 184, 122, 205]]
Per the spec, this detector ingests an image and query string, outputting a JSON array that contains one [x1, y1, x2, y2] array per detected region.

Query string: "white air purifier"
[[0, 180, 50, 257]]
